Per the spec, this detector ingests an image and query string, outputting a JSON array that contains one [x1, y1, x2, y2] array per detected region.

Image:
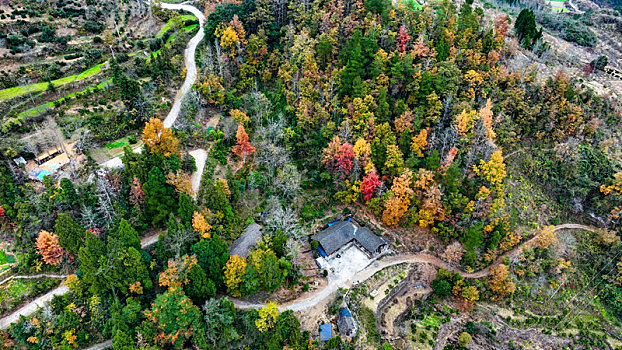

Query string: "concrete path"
[[0, 273, 68, 286], [159, 2, 206, 129], [0, 285, 70, 329], [101, 146, 142, 169], [100, 1, 207, 170], [188, 149, 207, 197], [82, 340, 112, 350]]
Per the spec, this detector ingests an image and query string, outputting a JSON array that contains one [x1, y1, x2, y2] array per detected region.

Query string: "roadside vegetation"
[[0, 0, 620, 348]]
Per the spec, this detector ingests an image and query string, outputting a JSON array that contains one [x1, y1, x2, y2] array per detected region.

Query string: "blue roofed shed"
[[339, 308, 352, 317], [338, 307, 358, 339], [319, 324, 332, 341]]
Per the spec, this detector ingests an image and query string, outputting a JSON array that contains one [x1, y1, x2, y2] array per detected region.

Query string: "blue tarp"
[[327, 220, 339, 227], [319, 324, 332, 341], [317, 246, 327, 258], [339, 308, 352, 317]]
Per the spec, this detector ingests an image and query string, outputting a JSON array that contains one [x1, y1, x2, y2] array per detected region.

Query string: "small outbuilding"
[[319, 323, 333, 341], [337, 306, 358, 339], [229, 223, 262, 258]]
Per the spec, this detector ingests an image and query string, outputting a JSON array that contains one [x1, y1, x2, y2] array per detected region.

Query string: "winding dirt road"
[[159, 2, 206, 129], [0, 0, 209, 332], [188, 148, 207, 197], [231, 224, 600, 311], [101, 1, 207, 169]]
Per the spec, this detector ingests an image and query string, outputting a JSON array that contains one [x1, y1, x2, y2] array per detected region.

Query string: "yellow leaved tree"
[[410, 129, 428, 158], [224, 255, 247, 297], [142, 118, 180, 157], [192, 211, 211, 239], [255, 302, 279, 333]]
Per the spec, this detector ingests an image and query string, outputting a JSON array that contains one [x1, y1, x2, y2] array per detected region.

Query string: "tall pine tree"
[[55, 213, 86, 255], [142, 167, 176, 226]]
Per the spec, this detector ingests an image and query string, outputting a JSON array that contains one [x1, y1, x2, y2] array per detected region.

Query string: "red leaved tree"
[[232, 124, 256, 162], [323, 136, 354, 179], [397, 25, 410, 54], [361, 171, 381, 201], [335, 142, 354, 176]]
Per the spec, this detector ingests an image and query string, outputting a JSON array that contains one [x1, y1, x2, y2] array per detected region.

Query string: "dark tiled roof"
[[311, 221, 356, 255], [229, 223, 262, 258], [355, 227, 387, 254], [311, 221, 386, 255]]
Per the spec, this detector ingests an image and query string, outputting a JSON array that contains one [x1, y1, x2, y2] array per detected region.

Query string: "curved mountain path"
[[101, 1, 206, 169], [158, 1, 206, 128], [0, 219, 594, 344], [0, 0, 208, 332], [232, 224, 599, 312]]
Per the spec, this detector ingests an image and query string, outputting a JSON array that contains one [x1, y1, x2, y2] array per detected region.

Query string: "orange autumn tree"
[[489, 264, 516, 300], [600, 172, 622, 220], [419, 185, 446, 228], [382, 169, 414, 227], [534, 225, 557, 249], [224, 254, 247, 297], [192, 211, 211, 238], [454, 109, 477, 138], [166, 171, 194, 195], [158, 255, 198, 289], [36, 230, 66, 266], [232, 124, 256, 162], [142, 118, 180, 157], [479, 99, 496, 141], [410, 129, 428, 157]]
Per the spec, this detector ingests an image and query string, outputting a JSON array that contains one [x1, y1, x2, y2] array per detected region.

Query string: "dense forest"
[[0, 0, 621, 348]]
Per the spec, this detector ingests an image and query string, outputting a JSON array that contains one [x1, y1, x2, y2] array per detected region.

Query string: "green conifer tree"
[[55, 213, 86, 255]]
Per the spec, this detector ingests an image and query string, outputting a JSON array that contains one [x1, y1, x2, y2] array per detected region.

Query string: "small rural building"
[[315, 256, 330, 270], [319, 323, 333, 341], [311, 221, 387, 258], [337, 307, 358, 339], [229, 223, 262, 258]]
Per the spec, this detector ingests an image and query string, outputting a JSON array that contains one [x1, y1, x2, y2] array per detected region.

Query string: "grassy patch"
[[156, 14, 197, 38], [0, 279, 60, 316], [106, 140, 126, 149], [360, 306, 381, 344], [420, 314, 442, 328], [397, 0, 423, 9]]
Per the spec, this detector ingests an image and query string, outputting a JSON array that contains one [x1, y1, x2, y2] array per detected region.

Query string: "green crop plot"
[[0, 62, 106, 102], [157, 14, 198, 38], [106, 140, 126, 149], [17, 80, 111, 119]]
